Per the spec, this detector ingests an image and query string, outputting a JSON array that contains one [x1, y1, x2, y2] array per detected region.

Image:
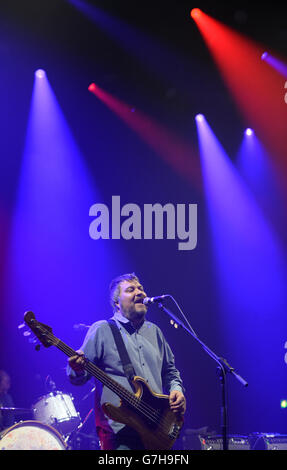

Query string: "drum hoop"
[[0, 420, 67, 448]]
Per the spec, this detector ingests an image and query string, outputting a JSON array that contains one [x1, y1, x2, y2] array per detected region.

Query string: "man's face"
[[115, 280, 147, 324]]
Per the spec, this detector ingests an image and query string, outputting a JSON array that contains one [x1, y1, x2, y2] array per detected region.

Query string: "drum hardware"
[[0, 397, 97, 449], [82, 385, 96, 401], [64, 408, 100, 450], [64, 416, 86, 449], [67, 430, 99, 450], [0, 390, 84, 450], [0, 407, 32, 414]]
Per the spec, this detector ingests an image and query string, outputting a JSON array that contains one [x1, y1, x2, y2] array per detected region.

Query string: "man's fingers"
[[68, 350, 86, 373], [169, 391, 186, 415]]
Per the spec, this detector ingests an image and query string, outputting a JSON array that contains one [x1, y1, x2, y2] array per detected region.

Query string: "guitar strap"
[[108, 320, 136, 386]]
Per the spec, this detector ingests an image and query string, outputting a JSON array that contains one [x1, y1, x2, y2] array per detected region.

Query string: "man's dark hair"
[[109, 273, 140, 312]]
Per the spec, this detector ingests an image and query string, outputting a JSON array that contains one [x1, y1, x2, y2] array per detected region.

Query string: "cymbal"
[[0, 407, 32, 414]]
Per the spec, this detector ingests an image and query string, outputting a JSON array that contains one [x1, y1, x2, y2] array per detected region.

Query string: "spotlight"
[[281, 400, 287, 409], [261, 52, 269, 61], [35, 69, 46, 79], [88, 82, 97, 92], [245, 128, 253, 136], [195, 113, 205, 122], [88, 83, 99, 93], [190, 8, 202, 20]]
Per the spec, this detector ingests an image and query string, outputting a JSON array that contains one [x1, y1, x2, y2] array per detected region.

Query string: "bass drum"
[[0, 421, 67, 450]]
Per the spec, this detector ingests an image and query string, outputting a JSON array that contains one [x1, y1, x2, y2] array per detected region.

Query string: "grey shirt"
[[67, 311, 184, 433]]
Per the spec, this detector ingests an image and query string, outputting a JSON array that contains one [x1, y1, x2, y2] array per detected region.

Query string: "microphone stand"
[[157, 302, 248, 451]]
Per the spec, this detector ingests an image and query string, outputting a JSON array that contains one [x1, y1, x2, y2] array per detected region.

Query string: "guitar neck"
[[54, 335, 136, 406]]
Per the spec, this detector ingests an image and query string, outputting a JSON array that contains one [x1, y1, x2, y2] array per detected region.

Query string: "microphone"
[[143, 295, 169, 305]]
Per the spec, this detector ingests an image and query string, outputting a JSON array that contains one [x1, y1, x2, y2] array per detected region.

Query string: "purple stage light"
[[196, 114, 287, 367], [5, 69, 125, 340], [261, 51, 287, 78], [245, 128, 253, 136], [35, 69, 46, 78], [237, 126, 284, 221], [195, 113, 205, 122]]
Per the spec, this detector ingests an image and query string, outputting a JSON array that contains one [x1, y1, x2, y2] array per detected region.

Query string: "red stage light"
[[88, 83, 201, 189], [190, 10, 287, 191], [190, 8, 202, 20], [88, 83, 97, 92]]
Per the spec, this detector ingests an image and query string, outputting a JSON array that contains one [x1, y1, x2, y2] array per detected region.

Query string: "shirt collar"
[[111, 311, 130, 324], [111, 311, 146, 331]]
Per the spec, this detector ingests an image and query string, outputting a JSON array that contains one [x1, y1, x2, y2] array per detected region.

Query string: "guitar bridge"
[[169, 423, 181, 439]]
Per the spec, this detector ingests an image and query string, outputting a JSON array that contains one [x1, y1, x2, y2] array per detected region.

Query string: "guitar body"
[[102, 376, 183, 450]]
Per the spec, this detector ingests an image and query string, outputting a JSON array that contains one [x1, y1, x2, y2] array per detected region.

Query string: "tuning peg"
[[28, 335, 41, 351], [18, 323, 32, 339], [28, 335, 37, 344]]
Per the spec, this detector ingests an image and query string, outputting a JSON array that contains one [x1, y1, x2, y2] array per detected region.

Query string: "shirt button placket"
[[137, 336, 145, 374]]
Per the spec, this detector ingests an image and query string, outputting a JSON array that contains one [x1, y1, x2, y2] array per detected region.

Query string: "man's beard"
[[123, 303, 147, 323]]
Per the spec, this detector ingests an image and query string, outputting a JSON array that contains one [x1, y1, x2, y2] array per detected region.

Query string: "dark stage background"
[[0, 0, 287, 447]]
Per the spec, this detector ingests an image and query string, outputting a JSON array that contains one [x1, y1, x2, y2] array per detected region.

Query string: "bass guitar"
[[24, 311, 184, 450]]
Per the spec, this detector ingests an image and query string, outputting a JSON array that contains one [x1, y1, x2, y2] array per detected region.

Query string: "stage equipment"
[[153, 294, 248, 450], [199, 435, 250, 450], [0, 420, 67, 450], [32, 391, 81, 436], [250, 433, 287, 450]]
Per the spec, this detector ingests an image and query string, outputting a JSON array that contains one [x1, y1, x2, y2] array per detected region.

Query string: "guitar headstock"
[[24, 311, 56, 348]]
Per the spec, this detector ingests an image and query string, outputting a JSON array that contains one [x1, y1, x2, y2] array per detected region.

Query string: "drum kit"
[[0, 390, 98, 450]]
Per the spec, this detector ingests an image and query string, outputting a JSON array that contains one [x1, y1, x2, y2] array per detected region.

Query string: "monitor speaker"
[[199, 435, 250, 450], [250, 434, 287, 450]]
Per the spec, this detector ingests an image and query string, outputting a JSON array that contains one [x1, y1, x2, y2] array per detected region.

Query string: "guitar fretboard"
[[55, 337, 139, 408]]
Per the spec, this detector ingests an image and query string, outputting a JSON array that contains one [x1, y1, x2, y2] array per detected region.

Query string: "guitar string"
[[84, 361, 168, 430], [35, 326, 180, 438], [62, 342, 173, 435], [38, 328, 180, 435], [68, 345, 172, 433], [83, 361, 175, 431], [39, 329, 169, 431], [84, 359, 178, 437], [29, 316, 180, 436]]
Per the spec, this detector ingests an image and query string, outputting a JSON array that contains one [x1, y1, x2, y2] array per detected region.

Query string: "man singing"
[[67, 273, 186, 450]]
